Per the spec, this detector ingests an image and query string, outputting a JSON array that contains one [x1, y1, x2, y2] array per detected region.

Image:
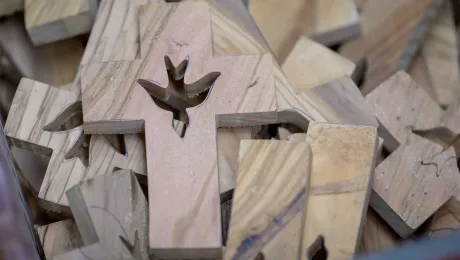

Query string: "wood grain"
[[301, 122, 378, 260], [224, 140, 311, 260], [365, 71, 458, 237], [52, 170, 148, 259], [81, 2, 276, 257], [421, 3, 460, 108], [360, 0, 445, 94], [248, 0, 360, 62], [4, 79, 146, 210], [37, 219, 83, 259], [282, 36, 356, 92], [25, 0, 99, 45]]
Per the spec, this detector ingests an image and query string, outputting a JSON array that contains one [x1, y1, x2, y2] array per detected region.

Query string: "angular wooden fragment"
[[301, 122, 378, 260], [4, 79, 146, 209], [421, 3, 460, 108], [81, 2, 276, 258], [282, 37, 356, 92], [52, 170, 148, 259], [360, 0, 445, 94], [365, 71, 458, 237], [248, 0, 360, 62], [37, 219, 83, 259], [25, 0, 99, 45], [224, 140, 311, 260], [0, 15, 83, 87]]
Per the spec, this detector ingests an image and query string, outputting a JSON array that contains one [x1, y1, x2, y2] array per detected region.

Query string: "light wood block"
[[225, 140, 311, 260], [52, 170, 148, 259], [282, 36, 356, 92], [37, 219, 83, 259], [25, 0, 99, 45], [4, 79, 146, 209], [80, 2, 277, 258], [421, 3, 460, 108], [365, 71, 458, 237], [0, 0, 23, 17], [360, 0, 444, 94], [248, 0, 360, 62], [301, 122, 378, 260]]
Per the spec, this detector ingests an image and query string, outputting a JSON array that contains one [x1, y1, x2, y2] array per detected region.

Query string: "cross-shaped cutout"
[[80, 2, 277, 258], [365, 71, 459, 237]]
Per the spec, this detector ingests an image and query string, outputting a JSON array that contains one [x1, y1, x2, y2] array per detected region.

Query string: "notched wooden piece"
[[224, 140, 311, 260], [4, 78, 146, 209], [365, 71, 458, 237], [301, 122, 378, 260], [80, 2, 277, 258], [52, 170, 148, 260]]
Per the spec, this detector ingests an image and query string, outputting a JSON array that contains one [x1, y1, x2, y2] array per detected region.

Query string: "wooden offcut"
[[420, 3, 460, 108], [248, 0, 360, 62], [360, 0, 445, 94], [365, 71, 458, 237], [52, 170, 148, 259], [80, 2, 276, 257], [25, 0, 99, 45], [225, 140, 311, 260], [301, 123, 378, 259], [37, 219, 83, 259]]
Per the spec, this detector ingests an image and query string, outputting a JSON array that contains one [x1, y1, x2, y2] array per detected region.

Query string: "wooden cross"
[[80, 2, 276, 258], [365, 71, 459, 237], [4, 79, 146, 209]]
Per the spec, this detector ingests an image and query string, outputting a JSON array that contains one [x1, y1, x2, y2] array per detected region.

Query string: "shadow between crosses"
[[137, 56, 221, 138], [42, 101, 128, 167]]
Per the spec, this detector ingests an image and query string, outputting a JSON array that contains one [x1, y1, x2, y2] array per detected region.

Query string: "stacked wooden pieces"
[[25, 0, 99, 45], [225, 122, 378, 259], [248, 0, 361, 62]]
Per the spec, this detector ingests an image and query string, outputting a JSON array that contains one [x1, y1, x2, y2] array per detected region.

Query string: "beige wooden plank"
[[248, 0, 360, 62], [0, 0, 23, 17], [25, 0, 98, 45], [4, 79, 146, 210], [421, 3, 460, 108], [37, 219, 83, 259], [52, 170, 148, 259], [365, 71, 458, 237], [81, 2, 276, 258], [301, 122, 378, 260], [224, 140, 311, 260], [360, 0, 444, 94], [299, 0, 361, 46], [282, 37, 355, 92]]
